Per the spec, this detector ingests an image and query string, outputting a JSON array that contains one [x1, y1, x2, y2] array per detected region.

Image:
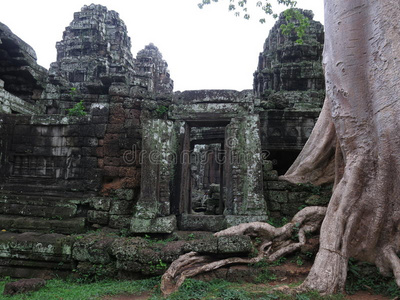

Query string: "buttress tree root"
[[161, 206, 327, 296]]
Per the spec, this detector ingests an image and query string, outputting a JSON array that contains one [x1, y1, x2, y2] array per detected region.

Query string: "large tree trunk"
[[283, 0, 400, 293]]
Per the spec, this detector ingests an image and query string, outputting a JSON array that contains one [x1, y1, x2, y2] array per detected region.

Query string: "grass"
[[0, 276, 346, 300], [1, 258, 399, 300], [153, 279, 347, 300], [0, 276, 160, 300]]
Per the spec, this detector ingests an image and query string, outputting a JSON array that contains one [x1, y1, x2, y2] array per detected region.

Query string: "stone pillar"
[[224, 114, 268, 226], [130, 119, 177, 233]]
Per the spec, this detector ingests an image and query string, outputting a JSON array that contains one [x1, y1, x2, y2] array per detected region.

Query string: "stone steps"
[[1, 182, 96, 198], [0, 191, 90, 234], [0, 231, 74, 278], [0, 193, 82, 219], [0, 215, 86, 234]]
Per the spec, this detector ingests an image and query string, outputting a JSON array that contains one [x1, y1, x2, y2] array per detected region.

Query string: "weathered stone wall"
[[263, 160, 331, 219], [259, 110, 319, 151], [0, 114, 105, 193], [0, 111, 108, 234]]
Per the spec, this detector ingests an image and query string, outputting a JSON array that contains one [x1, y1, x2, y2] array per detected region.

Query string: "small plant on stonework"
[[67, 100, 87, 116], [187, 233, 196, 240], [67, 88, 87, 116], [155, 105, 168, 118]]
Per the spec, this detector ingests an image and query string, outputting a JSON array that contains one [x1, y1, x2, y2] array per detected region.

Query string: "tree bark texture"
[[283, 0, 400, 293]]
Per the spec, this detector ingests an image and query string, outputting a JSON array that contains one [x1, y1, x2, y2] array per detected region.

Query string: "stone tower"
[[254, 9, 324, 110], [135, 43, 173, 94], [48, 4, 136, 92]]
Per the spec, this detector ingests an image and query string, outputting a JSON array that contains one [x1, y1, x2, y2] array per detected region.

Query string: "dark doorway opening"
[[266, 149, 301, 175], [190, 143, 224, 215]]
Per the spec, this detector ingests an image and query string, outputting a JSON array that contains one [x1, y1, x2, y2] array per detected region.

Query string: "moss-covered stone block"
[[114, 189, 135, 201], [225, 215, 268, 227], [263, 160, 274, 172], [288, 192, 311, 202], [183, 237, 218, 254], [264, 170, 279, 180], [111, 237, 148, 261], [268, 201, 281, 212], [159, 241, 186, 263], [130, 215, 177, 234], [267, 180, 292, 190], [87, 210, 109, 225], [72, 234, 114, 264], [268, 190, 288, 203], [217, 235, 253, 254], [280, 202, 304, 216], [90, 198, 111, 211], [109, 200, 133, 215], [109, 215, 131, 229], [116, 260, 143, 272]]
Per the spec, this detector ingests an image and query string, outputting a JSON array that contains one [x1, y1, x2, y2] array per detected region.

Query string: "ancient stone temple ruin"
[[0, 5, 328, 278]]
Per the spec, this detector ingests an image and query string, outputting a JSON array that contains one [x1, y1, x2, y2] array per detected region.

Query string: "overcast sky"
[[0, 0, 324, 91]]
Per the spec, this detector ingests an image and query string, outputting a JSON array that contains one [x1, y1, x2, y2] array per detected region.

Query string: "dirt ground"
[[102, 293, 151, 300]]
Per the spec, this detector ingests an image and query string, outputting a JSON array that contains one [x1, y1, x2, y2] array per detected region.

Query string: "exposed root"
[[385, 248, 400, 287], [161, 206, 327, 296]]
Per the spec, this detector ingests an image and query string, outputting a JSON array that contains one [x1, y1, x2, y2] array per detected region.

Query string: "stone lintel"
[[172, 90, 253, 104], [169, 103, 250, 121]]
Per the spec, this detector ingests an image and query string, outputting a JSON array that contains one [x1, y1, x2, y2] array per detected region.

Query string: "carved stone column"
[[130, 119, 177, 233], [224, 114, 268, 226]]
